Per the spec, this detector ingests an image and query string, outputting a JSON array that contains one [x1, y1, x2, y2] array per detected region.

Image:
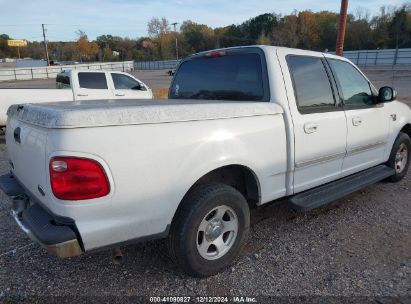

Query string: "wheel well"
[[401, 124, 411, 138], [188, 165, 260, 208]]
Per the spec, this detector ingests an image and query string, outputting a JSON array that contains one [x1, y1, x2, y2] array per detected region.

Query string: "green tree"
[[317, 11, 339, 51], [180, 20, 216, 53], [272, 14, 299, 47], [370, 6, 391, 48], [297, 10, 321, 49], [242, 13, 278, 41], [0, 34, 12, 58], [389, 5, 411, 48]]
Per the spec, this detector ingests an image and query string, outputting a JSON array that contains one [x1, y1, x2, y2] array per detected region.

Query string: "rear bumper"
[[0, 173, 82, 258]]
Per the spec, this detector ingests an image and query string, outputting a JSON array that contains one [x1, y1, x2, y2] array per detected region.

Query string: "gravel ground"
[[0, 137, 410, 302]]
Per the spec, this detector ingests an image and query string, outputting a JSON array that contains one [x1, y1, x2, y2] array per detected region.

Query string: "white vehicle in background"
[[0, 70, 153, 126]]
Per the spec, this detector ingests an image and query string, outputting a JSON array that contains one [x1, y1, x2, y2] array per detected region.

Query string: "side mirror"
[[378, 86, 397, 103], [132, 83, 147, 91]]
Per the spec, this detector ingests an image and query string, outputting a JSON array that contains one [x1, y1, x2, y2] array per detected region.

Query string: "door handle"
[[77, 93, 88, 97], [115, 93, 125, 96], [352, 117, 362, 126], [304, 122, 319, 134]]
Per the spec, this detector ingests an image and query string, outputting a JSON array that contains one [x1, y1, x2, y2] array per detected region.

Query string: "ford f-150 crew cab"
[[0, 69, 153, 126], [1, 46, 410, 277]]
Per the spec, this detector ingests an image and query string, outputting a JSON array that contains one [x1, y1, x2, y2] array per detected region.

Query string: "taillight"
[[49, 157, 110, 200]]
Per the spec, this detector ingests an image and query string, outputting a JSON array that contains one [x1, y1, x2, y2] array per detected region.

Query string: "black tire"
[[386, 132, 410, 182], [168, 183, 250, 277]]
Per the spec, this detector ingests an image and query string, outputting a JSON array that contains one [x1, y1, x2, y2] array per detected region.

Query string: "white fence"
[[0, 61, 134, 82]]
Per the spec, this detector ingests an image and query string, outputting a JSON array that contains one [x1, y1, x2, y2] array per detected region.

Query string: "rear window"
[[169, 52, 266, 101], [78, 72, 108, 89]]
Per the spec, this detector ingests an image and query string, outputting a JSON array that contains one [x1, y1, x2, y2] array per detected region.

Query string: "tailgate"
[[6, 114, 49, 203]]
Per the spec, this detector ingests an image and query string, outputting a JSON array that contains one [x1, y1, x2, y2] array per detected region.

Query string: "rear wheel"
[[168, 183, 250, 277], [386, 132, 410, 182]]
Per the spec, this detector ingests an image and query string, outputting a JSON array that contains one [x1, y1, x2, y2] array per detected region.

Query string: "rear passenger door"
[[75, 72, 113, 100], [327, 59, 389, 176], [283, 54, 347, 193]]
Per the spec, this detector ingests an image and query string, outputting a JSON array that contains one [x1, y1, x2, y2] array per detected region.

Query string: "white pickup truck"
[[1, 46, 410, 277], [0, 69, 153, 126]]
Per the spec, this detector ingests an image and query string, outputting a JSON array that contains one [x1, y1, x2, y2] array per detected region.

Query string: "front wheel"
[[168, 183, 250, 277], [386, 132, 410, 182]]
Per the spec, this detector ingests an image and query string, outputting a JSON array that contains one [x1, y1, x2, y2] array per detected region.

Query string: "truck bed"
[[5, 97, 287, 251]]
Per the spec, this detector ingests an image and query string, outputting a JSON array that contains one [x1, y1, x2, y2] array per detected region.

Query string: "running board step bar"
[[289, 165, 395, 212]]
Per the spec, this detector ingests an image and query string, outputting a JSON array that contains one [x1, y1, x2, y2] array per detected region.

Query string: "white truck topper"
[[7, 99, 284, 129]]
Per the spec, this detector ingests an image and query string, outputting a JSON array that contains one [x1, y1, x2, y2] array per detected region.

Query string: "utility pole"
[[42, 24, 50, 66], [336, 0, 349, 56], [171, 22, 179, 60]]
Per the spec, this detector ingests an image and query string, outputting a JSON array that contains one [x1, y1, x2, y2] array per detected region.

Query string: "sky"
[[0, 0, 407, 41]]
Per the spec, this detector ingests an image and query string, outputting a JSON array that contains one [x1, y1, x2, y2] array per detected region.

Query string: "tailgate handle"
[[13, 127, 21, 143]]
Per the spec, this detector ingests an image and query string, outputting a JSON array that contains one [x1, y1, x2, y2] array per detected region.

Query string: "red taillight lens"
[[49, 157, 110, 200]]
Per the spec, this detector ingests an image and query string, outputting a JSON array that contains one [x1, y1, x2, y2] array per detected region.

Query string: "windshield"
[[169, 52, 265, 101]]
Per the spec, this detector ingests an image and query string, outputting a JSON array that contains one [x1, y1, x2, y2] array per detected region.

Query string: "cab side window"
[[56, 74, 70, 89], [111, 73, 144, 90], [78, 72, 108, 89], [328, 59, 374, 107], [287, 55, 336, 114]]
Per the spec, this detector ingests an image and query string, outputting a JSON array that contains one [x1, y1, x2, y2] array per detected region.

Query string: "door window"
[[328, 59, 374, 107], [111, 73, 143, 90], [78, 72, 108, 89], [56, 74, 70, 89], [287, 55, 336, 113]]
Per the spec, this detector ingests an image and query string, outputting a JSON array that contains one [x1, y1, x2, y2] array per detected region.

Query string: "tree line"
[[1, 3, 410, 62]]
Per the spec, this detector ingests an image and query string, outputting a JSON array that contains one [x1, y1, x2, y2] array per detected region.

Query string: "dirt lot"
[[0, 68, 410, 302]]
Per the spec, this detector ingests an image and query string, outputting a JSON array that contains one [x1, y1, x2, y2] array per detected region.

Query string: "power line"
[[171, 22, 179, 60], [42, 24, 50, 66]]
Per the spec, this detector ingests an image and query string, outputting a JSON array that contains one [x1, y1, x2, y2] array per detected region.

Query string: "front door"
[[110, 72, 152, 99], [327, 58, 389, 176], [282, 53, 347, 193]]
